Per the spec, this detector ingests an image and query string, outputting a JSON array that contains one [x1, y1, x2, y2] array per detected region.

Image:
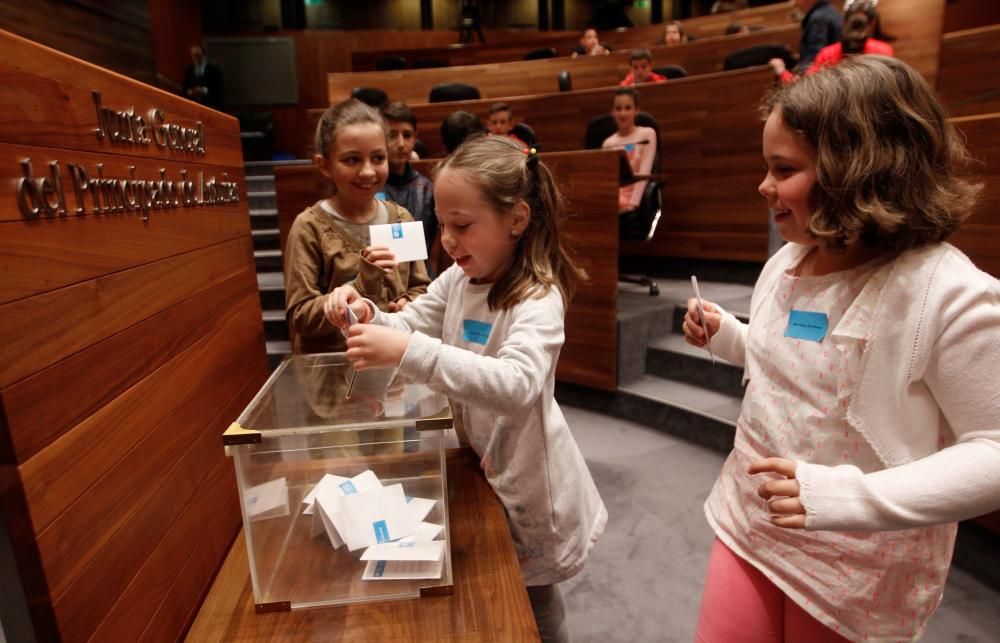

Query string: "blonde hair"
[[761, 56, 982, 252], [435, 136, 586, 311]]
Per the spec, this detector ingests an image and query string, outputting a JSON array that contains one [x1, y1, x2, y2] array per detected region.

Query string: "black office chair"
[[557, 70, 572, 92], [374, 55, 406, 71], [511, 122, 537, 147], [428, 82, 481, 103], [584, 112, 664, 296], [723, 43, 795, 71], [654, 64, 687, 79], [350, 86, 389, 109], [524, 47, 558, 60]]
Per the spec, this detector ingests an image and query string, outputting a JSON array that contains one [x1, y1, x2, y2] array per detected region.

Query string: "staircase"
[[557, 279, 752, 455], [245, 161, 291, 370]]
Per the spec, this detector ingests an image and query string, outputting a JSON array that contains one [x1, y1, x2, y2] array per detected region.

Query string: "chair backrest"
[[584, 111, 663, 241], [524, 47, 558, 60], [428, 82, 481, 103], [413, 139, 429, 159], [375, 55, 407, 71], [350, 86, 389, 108], [723, 43, 794, 71], [557, 70, 572, 92], [654, 64, 687, 79], [511, 122, 537, 147]]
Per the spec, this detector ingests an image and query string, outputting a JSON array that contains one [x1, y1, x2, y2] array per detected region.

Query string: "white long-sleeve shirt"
[[708, 241, 1000, 532], [371, 265, 607, 585]]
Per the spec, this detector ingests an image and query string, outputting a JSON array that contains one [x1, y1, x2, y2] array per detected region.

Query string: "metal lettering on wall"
[[12, 92, 240, 221]]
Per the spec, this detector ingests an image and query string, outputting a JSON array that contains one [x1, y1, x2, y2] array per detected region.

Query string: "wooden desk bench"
[[187, 449, 539, 642], [351, 1, 796, 71], [329, 25, 799, 106], [938, 24, 1000, 117]]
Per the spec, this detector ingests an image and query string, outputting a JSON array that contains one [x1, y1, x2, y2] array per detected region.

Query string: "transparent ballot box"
[[223, 353, 454, 612]]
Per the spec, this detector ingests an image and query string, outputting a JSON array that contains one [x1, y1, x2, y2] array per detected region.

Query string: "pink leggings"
[[695, 539, 851, 643]]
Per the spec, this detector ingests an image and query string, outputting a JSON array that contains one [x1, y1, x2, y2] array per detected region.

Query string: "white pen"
[[691, 275, 716, 365], [344, 304, 360, 399]]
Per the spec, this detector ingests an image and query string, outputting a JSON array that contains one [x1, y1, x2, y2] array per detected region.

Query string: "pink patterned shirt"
[[705, 253, 954, 641]]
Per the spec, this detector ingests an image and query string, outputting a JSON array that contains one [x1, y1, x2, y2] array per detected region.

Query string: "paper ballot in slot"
[[369, 221, 428, 263]]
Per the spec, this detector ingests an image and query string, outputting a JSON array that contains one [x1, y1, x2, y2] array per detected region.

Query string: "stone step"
[[646, 333, 746, 399], [247, 190, 276, 210], [249, 208, 278, 229], [245, 174, 275, 191], [251, 228, 280, 251], [257, 272, 285, 310], [262, 309, 289, 342], [255, 248, 283, 273], [266, 340, 291, 372], [557, 374, 738, 456]]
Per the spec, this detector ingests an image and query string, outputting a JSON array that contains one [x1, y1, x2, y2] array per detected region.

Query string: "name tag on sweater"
[[785, 309, 829, 342], [462, 319, 492, 345]]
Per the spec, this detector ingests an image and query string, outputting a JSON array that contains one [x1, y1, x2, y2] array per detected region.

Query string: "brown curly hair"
[[761, 56, 982, 252]]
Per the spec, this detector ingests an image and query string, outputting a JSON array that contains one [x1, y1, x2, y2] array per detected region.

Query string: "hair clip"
[[523, 146, 540, 169]]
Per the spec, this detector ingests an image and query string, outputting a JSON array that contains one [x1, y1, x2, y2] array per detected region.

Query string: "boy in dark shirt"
[[381, 102, 437, 269]]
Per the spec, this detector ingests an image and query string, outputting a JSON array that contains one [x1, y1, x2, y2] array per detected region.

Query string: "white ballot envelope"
[[361, 539, 445, 562], [369, 221, 428, 263], [337, 483, 419, 551], [405, 496, 437, 524], [245, 477, 290, 521], [362, 558, 444, 581], [306, 471, 382, 542]]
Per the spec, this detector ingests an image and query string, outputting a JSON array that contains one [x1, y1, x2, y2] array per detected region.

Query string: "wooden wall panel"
[[0, 29, 266, 642], [0, 0, 155, 85], [950, 113, 1000, 278], [937, 24, 1000, 117], [328, 25, 800, 105]]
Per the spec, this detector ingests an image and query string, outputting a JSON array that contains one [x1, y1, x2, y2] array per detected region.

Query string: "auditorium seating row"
[[328, 24, 800, 105], [351, 1, 798, 71]]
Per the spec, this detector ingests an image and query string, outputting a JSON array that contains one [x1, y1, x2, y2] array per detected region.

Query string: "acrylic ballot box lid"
[[224, 352, 452, 444], [223, 353, 455, 612]]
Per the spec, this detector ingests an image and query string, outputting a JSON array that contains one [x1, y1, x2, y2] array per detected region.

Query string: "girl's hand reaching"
[[345, 325, 411, 370], [682, 298, 722, 348], [362, 245, 398, 275], [748, 457, 805, 529], [323, 284, 370, 330], [388, 296, 410, 313]]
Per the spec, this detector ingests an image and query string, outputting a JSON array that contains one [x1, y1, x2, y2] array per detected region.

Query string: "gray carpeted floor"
[[560, 405, 1000, 643]]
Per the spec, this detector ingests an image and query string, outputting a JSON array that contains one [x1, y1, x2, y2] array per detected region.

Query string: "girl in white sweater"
[[685, 56, 1000, 641], [327, 137, 607, 643]]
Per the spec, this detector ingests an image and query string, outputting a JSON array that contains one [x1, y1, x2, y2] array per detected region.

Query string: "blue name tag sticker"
[[624, 143, 635, 152], [462, 319, 492, 345], [375, 191, 386, 201], [372, 519, 390, 543], [374, 560, 386, 577], [391, 223, 403, 239], [785, 309, 829, 342], [338, 480, 357, 495]]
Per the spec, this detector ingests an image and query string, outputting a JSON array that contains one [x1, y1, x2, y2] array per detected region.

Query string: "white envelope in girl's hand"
[[369, 221, 428, 263]]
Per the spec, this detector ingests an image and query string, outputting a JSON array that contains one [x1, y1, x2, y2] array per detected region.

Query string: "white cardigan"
[[711, 242, 1000, 531]]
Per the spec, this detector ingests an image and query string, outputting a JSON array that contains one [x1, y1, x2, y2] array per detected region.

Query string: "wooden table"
[[186, 449, 539, 642]]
